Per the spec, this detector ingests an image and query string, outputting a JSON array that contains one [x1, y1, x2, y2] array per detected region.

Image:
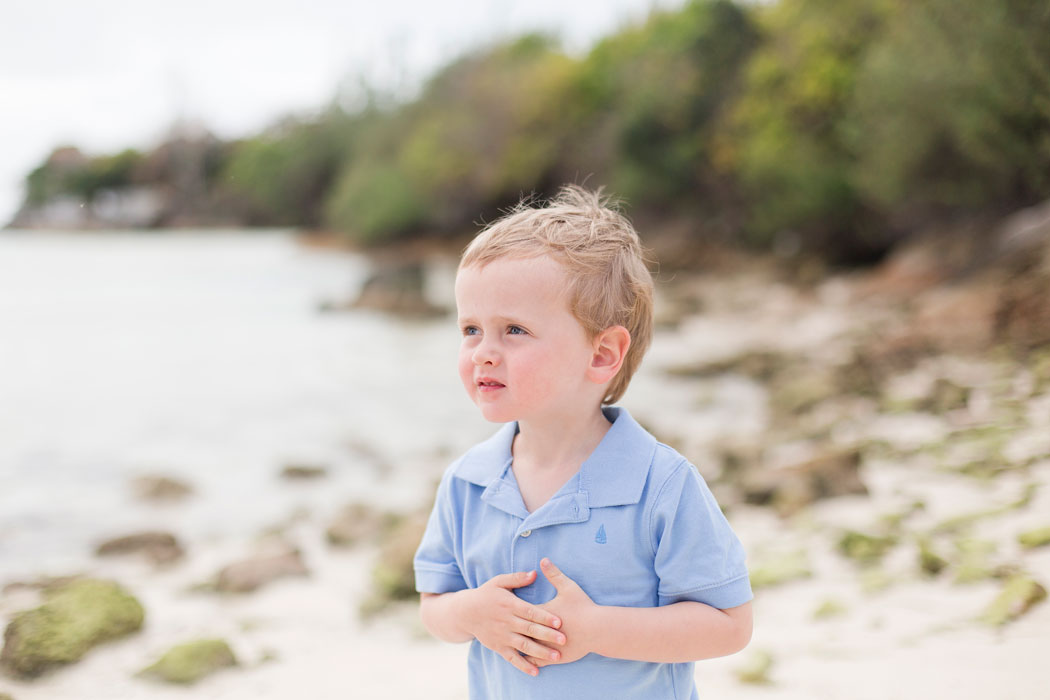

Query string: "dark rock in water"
[[325, 503, 396, 548], [741, 448, 867, 516], [214, 547, 309, 593], [980, 574, 1047, 626], [138, 639, 237, 684], [324, 261, 446, 318], [0, 579, 144, 678], [95, 532, 184, 565], [279, 464, 328, 480], [130, 475, 193, 502]]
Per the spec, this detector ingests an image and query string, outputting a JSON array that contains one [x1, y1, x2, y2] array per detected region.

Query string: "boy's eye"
[[462, 325, 480, 336], [507, 325, 527, 335]]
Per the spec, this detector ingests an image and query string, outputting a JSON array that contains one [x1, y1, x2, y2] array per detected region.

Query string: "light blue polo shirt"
[[414, 407, 752, 700]]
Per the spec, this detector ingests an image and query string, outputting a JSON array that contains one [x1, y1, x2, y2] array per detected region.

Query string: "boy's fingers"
[[514, 633, 561, 663], [518, 618, 566, 647], [524, 655, 552, 668], [517, 601, 561, 630], [503, 647, 539, 677], [540, 558, 576, 591], [493, 570, 536, 589]]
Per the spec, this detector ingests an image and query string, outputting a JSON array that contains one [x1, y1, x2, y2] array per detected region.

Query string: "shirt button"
[[520, 530, 532, 538]]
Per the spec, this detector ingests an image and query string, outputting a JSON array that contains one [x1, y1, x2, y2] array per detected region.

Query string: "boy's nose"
[[472, 339, 500, 366]]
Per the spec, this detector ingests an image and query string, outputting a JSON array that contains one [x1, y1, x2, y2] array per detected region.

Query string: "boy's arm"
[[419, 569, 567, 677], [528, 558, 752, 665]]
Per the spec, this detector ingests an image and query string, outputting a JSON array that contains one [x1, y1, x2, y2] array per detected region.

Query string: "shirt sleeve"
[[413, 467, 469, 594], [650, 462, 752, 609]]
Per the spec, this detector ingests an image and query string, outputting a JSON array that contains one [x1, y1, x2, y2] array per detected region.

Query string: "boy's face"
[[455, 255, 599, 424]]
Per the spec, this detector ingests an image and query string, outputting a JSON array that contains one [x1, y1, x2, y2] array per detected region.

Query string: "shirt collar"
[[452, 406, 656, 508]]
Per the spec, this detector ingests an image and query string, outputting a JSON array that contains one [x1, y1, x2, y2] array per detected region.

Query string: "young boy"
[[414, 186, 752, 699]]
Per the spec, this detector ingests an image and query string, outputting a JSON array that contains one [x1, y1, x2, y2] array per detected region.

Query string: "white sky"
[[1, 0, 681, 225]]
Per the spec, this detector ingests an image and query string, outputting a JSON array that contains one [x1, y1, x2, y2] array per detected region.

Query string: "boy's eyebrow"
[[457, 314, 530, 327]]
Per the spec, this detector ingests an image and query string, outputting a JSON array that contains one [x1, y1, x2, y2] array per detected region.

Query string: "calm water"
[[0, 231, 495, 577]]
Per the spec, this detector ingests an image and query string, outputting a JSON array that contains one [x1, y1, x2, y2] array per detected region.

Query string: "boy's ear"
[[587, 325, 631, 384]]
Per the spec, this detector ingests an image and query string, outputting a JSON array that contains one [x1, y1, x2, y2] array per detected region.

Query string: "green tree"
[[220, 107, 356, 227], [573, 0, 759, 219], [725, 0, 891, 259], [849, 0, 1050, 219], [324, 34, 578, 243]]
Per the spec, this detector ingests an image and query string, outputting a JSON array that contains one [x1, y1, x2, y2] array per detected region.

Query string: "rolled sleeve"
[[414, 469, 468, 594], [651, 463, 752, 609]]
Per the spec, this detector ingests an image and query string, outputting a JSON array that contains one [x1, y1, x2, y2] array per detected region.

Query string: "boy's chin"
[[473, 402, 517, 424]]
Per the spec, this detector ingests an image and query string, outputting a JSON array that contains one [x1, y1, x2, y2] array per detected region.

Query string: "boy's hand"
[[461, 570, 567, 677], [525, 558, 599, 667]]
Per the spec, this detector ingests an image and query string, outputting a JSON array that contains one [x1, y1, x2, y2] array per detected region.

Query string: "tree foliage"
[[16, 0, 1050, 263]]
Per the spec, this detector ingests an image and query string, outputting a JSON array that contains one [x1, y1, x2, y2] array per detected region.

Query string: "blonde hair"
[[460, 185, 654, 405]]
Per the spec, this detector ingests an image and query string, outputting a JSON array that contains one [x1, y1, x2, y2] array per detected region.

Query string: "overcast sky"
[[1, 0, 682, 225]]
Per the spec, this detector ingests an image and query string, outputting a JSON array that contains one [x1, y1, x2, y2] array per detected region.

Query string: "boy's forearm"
[[419, 591, 474, 643], [581, 600, 752, 663]]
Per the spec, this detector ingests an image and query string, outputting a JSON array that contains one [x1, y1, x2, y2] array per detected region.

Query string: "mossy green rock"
[[361, 514, 428, 617], [139, 639, 237, 684], [0, 579, 144, 678], [1018, 526, 1050, 549], [735, 649, 774, 684], [979, 574, 1047, 626], [813, 598, 847, 620], [917, 539, 948, 576], [750, 551, 812, 589], [952, 539, 999, 584], [837, 530, 897, 565]]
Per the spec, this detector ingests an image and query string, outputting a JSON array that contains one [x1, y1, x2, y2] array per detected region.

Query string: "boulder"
[[215, 547, 309, 594], [912, 280, 1002, 353], [332, 262, 446, 318], [1, 579, 144, 678], [741, 448, 867, 516], [325, 504, 395, 548], [130, 475, 193, 502], [279, 464, 328, 480], [95, 532, 184, 565], [138, 639, 237, 684]]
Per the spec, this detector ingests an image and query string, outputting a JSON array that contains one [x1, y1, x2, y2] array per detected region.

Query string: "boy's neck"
[[512, 407, 613, 478]]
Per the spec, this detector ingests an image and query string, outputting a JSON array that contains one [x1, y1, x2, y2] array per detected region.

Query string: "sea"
[[0, 230, 493, 578]]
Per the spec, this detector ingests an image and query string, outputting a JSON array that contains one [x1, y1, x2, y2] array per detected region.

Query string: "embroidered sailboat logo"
[[595, 524, 607, 544]]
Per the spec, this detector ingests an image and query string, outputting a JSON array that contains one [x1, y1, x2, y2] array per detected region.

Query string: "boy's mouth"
[[477, 379, 505, 389]]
